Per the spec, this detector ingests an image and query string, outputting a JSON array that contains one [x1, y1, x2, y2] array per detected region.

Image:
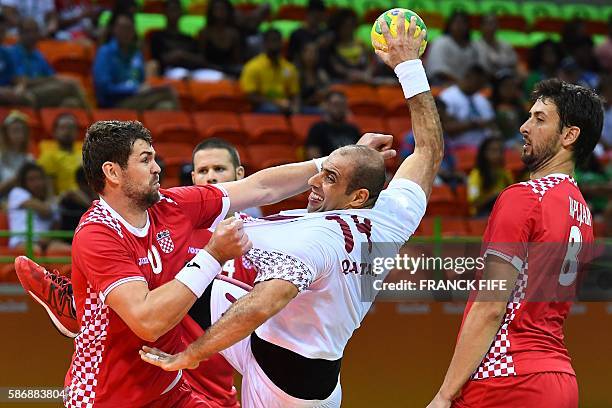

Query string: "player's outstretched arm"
[[374, 13, 443, 200], [140, 279, 298, 370], [221, 136, 396, 214]]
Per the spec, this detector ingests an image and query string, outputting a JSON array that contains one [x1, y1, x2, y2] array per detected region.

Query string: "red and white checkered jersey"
[[65, 185, 229, 407], [461, 173, 594, 380], [243, 179, 427, 360]]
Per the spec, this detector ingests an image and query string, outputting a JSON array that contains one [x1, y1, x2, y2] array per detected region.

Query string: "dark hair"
[[528, 39, 564, 71], [53, 112, 78, 131], [82, 121, 153, 194], [464, 64, 488, 79], [75, 166, 87, 186], [531, 78, 604, 165], [328, 8, 357, 37], [263, 28, 282, 42], [476, 136, 504, 192], [444, 11, 471, 43], [192, 138, 241, 169], [166, 0, 182, 10], [206, 0, 235, 26], [307, 0, 325, 12], [336, 145, 385, 207], [325, 90, 346, 101], [17, 162, 45, 190]]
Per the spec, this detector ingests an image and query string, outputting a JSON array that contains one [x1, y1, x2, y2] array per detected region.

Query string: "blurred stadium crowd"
[[0, 0, 610, 270]]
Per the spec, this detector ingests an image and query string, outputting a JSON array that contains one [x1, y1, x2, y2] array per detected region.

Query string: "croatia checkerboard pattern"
[[521, 175, 577, 201], [248, 248, 314, 292]]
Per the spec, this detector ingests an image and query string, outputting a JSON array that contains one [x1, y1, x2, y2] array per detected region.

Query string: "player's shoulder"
[[159, 185, 227, 202], [515, 174, 578, 203], [75, 201, 125, 240]]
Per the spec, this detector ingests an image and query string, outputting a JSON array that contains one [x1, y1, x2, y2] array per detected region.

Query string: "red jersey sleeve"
[[163, 185, 230, 230], [72, 225, 146, 298], [483, 185, 540, 271]]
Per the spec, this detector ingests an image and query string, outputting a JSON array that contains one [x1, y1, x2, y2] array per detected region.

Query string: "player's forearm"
[[392, 91, 444, 197], [226, 160, 317, 212], [139, 280, 198, 341], [437, 301, 507, 400]]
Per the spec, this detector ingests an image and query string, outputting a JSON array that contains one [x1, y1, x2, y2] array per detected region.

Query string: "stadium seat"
[[440, 217, 469, 237], [142, 0, 165, 13], [154, 142, 193, 181], [241, 114, 294, 144], [377, 85, 409, 117], [190, 80, 251, 112], [290, 114, 321, 144], [330, 84, 380, 116], [37, 40, 92, 77], [192, 111, 248, 146], [350, 115, 387, 134], [386, 116, 412, 144], [142, 110, 196, 143], [40, 108, 91, 139], [479, 0, 521, 16], [92, 109, 140, 122], [247, 144, 298, 172], [454, 147, 477, 173], [276, 4, 307, 21], [531, 17, 566, 33], [178, 15, 206, 36], [504, 148, 525, 176], [522, 1, 562, 23], [147, 77, 193, 110], [417, 11, 445, 30], [454, 185, 469, 217], [0, 210, 8, 247], [426, 185, 461, 217], [438, 0, 480, 18], [496, 16, 528, 32]]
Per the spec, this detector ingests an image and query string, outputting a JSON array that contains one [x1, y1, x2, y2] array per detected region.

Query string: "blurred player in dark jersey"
[[428, 80, 604, 408]]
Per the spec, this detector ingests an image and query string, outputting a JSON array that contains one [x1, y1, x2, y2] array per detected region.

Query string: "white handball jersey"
[[242, 178, 427, 360]]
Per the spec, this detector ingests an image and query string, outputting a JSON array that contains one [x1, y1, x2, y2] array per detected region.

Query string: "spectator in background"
[[93, 13, 177, 109], [574, 154, 612, 217], [439, 65, 496, 148], [288, 0, 330, 62], [150, 0, 206, 78], [491, 70, 527, 146], [305, 90, 360, 159], [401, 98, 464, 189], [58, 166, 95, 238], [191, 138, 262, 218], [11, 18, 88, 108], [0, 0, 57, 37], [595, 16, 612, 72], [467, 136, 513, 216], [524, 40, 564, 97], [37, 113, 82, 196], [98, 0, 137, 45], [425, 11, 477, 85], [197, 0, 243, 78], [474, 14, 518, 76], [7, 162, 70, 251], [570, 36, 599, 89], [327, 8, 373, 83], [0, 14, 31, 106], [240, 28, 299, 114], [296, 41, 330, 113], [599, 76, 612, 151], [0, 111, 33, 198]]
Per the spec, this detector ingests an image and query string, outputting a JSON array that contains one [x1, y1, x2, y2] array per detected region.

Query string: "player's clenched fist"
[[205, 217, 252, 264]]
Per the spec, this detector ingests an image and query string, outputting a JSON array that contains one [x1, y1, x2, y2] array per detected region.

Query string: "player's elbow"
[[472, 301, 507, 323], [134, 322, 164, 342]]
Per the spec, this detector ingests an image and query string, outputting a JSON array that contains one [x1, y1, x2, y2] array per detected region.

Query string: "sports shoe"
[[14, 256, 79, 338]]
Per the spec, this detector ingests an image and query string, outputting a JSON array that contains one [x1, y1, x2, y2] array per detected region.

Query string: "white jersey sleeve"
[[374, 178, 427, 240], [247, 226, 332, 292]]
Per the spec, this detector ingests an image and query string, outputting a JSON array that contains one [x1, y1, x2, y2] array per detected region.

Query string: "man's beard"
[[123, 181, 160, 210], [521, 135, 560, 172]]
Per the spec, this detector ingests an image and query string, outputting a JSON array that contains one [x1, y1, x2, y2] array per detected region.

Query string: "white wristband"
[[175, 249, 222, 297], [313, 157, 325, 172], [394, 59, 430, 99]]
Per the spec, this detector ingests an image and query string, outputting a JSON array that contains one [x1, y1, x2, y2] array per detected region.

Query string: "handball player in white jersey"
[[142, 14, 443, 408]]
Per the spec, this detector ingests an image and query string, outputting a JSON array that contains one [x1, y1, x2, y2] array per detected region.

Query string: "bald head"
[[335, 145, 386, 206]]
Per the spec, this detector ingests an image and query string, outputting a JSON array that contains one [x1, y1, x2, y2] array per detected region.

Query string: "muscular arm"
[[140, 279, 298, 370], [185, 279, 297, 362], [106, 279, 197, 342], [429, 256, 518, 406], [392, 91, 444, 199]]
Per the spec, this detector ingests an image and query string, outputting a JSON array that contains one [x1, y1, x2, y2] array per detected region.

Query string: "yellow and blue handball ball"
[[371, 8, 428, 57]]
